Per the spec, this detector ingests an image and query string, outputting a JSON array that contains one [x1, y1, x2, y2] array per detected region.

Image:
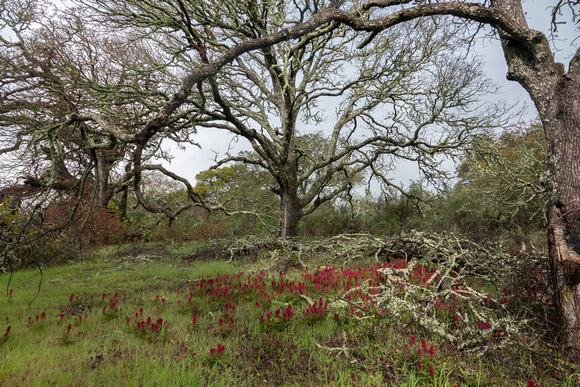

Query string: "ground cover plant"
[[1, 234, 578, 386]]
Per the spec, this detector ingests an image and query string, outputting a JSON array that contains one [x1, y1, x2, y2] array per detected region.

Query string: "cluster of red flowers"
[[209, 344, 225, 358], [406, 336, 437, 377], [303, 297, 329, 323], [27, 312, 47, 327], [102, 293, 119, 319], [133, 316, 166, 337], [260, 304, 294, 323], [405, 335, 436, 356]]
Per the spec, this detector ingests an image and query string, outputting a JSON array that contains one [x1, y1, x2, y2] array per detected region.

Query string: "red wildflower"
[[527, 380, 535, 387], [429, 364, 435, 377]]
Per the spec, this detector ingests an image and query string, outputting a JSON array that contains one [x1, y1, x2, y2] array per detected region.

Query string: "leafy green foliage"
[[194, 161, 276, 213], [444, 122, 547, 238]]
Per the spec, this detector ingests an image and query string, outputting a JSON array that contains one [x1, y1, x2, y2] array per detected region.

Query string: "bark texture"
[[543, 81, 580, 352], [279, 188, 303, 238]]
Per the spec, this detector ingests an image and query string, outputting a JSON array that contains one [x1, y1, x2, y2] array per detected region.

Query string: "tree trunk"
[[542, 77, 580, 353], [118, 186, 129, 220], [94, 149, 116, 210], [279, 186, 303, 238]]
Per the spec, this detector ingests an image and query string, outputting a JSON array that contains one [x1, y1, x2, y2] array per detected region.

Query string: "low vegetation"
[[1, 234, 577, 386]]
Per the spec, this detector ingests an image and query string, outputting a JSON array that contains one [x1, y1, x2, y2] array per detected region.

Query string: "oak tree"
[[86, 0, 503, 236]]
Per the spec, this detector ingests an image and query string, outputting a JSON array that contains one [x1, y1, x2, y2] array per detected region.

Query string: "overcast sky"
[[161, 1, 578, 191]]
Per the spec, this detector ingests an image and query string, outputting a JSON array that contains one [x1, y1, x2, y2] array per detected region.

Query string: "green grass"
[[0, 242, 577, 386]]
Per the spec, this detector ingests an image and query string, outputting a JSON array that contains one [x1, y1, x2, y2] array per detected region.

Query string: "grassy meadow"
[[0, 239, 578, 386]]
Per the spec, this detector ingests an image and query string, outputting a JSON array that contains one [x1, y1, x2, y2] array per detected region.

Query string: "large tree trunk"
[[542, 78, 580, 353], [279, 187, 303, 238], [518, 61, 580, 353]]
